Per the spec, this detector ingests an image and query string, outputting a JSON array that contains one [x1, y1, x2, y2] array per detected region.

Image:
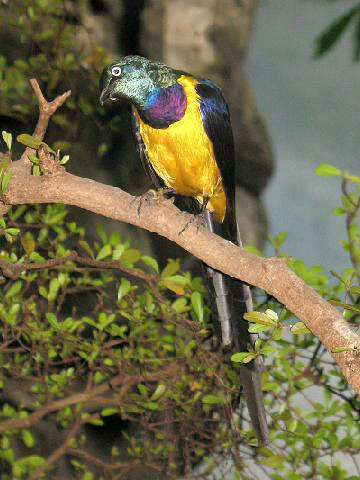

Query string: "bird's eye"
[[111, 66, 122, 77]]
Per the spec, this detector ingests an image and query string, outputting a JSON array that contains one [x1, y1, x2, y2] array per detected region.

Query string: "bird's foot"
[[134, 188, 175, 218], [178, 212, 204, 235]]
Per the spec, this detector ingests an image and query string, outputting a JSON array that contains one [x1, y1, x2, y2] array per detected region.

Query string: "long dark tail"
[[203, 210, 268, 445]]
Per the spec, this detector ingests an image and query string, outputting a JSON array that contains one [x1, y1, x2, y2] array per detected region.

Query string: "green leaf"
[[96, 244, 112, 261], [4, 227, 19, 236], [202, 394, 223, 404], [29, 155, 40, 164], [141, 255, 159, 273], [5, 280, 22, 298], [291, 322, 311, 335], [349, 286, 360, 295], [79, 240, 94, 258], [315, 7, 359, 58], [272, 327, 283, 341], [332, 207, 345, 216], [17, 133, 42, 149], [22, 429, 35, 448], [231, 352, 256, 363], [21, 231, 36, 255], [32, 165, 41, 176], [60, 154, 70, 165], [120, 248, 141, 267], [161, 258, 180, 277], [243, 244, 263, 256], [248, 323, 272, 333], [97, 223, 107, 244], [260, 454, 285, 468], [171, 297, 189, 314], [151, 384, 166, 400], [315, 164, 341, 177], [191, 291, 203, 323], [2, 131, 12, 151], [101, 408, 119, 417], [117, 278, 131, 301], [1, 173, 13, 193], [48, 278, 60, 302], [243, 311, 277, 326]]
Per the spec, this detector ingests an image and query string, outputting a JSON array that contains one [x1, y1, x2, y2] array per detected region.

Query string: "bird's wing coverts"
[[195, 79, 236, 239]]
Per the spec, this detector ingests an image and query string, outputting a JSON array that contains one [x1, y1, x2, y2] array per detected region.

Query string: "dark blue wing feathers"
[[196, 79, 237, 241]]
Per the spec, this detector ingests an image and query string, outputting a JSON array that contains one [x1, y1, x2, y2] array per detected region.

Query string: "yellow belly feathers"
[[133, 75, 226, 222]]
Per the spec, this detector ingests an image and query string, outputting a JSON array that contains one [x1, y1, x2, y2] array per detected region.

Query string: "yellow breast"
[[133, 75, 226, 222]]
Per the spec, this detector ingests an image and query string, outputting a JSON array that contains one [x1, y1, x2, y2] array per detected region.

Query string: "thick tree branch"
[[1, 80, 359, 393]]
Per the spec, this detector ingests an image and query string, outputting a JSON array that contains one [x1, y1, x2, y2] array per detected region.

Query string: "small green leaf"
[[161, 258, 180, 277], [332, 207, 345, 216], [96, 244, 112, 261], [1, 173, 12, 194], [291, 322, 311, 335], [4, 227, 19, 236], [60, 155, 70, 165], [315, 164, 341, 177], [101, 408, 119, 417], [120, 248, 141, 267], [202, 394, 223, 404], [191, 291, 203, 323], [248, 323, 272, 333], [141, 255, 159, 273], [260, 455, 285, 468], [17, 133, 42, 149], [48, 278, 60, 302], [97, 223, 107, 244], [5, 280, 22, 298], [151, 384, 166, 400], [2, 131, 12, 151], [117, 278, 131, 301], [171, 297, 189, 314], [29, 155, 40, 165], [32, 165, 41, 176], [231, 352, 256, 363], [243, 311, 277, 326], [349, 286, 360, 295], [21, 231, 36, 255], [22, 429, 35, 448], [79, 240, 94, 258]]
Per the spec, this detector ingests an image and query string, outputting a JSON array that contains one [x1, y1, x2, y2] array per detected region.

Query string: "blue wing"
[[195, 79, 236, 241]]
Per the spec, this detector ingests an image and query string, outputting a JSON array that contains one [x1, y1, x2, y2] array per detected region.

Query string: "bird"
[[99, 55, 268, 444]]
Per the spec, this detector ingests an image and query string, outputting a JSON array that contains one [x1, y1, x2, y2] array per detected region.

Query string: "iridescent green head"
[[99, 56, 178, 110]]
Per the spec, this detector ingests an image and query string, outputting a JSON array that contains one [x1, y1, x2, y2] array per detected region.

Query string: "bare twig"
[[20, 79, 71, 164], [0, 362, 178, 434], [29, 416, 83, 480]]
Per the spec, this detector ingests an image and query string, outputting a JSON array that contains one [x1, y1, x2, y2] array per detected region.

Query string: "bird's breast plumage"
[[133, 75, 226, 221]]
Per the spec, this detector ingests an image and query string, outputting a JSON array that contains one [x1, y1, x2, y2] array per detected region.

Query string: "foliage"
[[229, 166, 360, 480], [0, 0, 109, 155], [0, 202, 239, 479]]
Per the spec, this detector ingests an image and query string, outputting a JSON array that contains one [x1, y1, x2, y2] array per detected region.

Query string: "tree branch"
[[1, 79, 360, 393]]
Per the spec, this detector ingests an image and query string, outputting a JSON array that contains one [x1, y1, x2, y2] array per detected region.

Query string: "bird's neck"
[[137, 83, 187, 129]]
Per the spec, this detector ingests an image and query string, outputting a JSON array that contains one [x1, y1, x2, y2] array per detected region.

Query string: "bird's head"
[[99, 56, 179, 111]]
